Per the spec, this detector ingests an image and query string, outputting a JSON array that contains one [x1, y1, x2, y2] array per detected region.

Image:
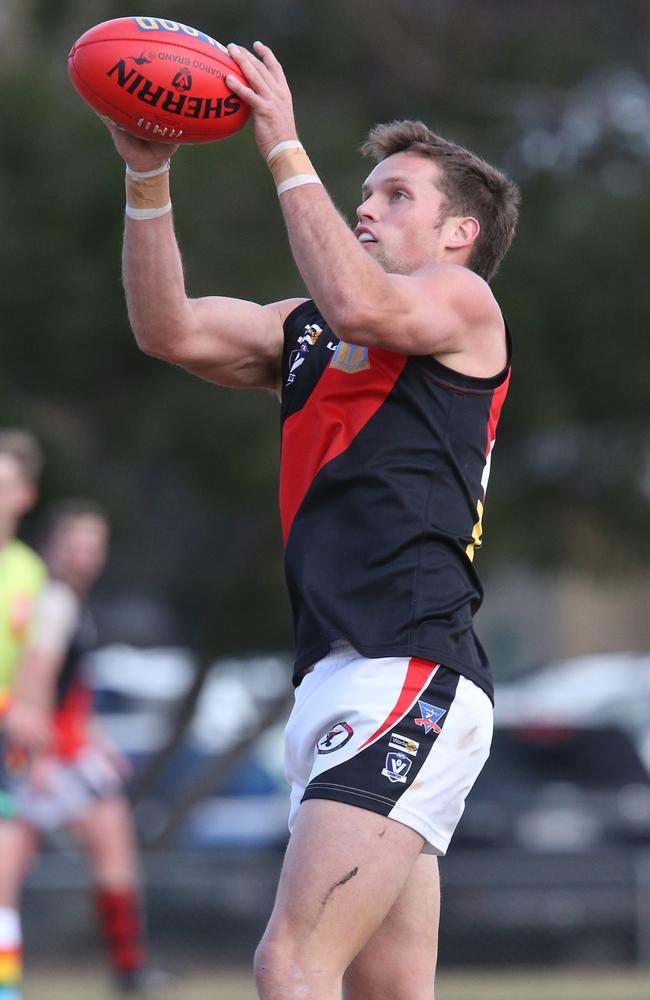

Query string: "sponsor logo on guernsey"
[[382, 751, 412, 784], [388, 732, 419, 756], [329, 341, 370, 374], [414, 701, 446, 735], [285, 323, 323, 386], [317, 721, 354, 754]]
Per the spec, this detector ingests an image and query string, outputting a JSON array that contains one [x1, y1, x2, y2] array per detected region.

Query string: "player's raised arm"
[[104, 124, 302, 392], [226, 43, 516, 375]]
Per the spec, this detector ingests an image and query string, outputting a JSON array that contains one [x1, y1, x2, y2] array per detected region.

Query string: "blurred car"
[[87, 644, 293, 851], [446, 719, 650, 965], [455, 721, 650, 851], [495, 651, 650, 772]]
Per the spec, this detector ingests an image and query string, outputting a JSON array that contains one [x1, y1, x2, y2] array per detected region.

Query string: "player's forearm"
[[279, 186, 392, 343], [122, 214, 196, 361], [11, 649, 59, 713]]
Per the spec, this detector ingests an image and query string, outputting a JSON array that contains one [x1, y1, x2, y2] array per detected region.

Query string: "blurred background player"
[[4, 499, 169, 995], [0, 429, 45, 1000]]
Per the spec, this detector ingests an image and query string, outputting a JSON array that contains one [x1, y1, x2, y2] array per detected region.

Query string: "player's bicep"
[[176, 296, 304, 390]]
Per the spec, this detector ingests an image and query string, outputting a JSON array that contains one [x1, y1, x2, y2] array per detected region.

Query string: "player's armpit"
[[150, 296, 306, 391]]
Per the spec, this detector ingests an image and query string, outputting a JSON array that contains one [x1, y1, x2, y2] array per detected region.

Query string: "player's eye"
[[390, 190, 407, 201]]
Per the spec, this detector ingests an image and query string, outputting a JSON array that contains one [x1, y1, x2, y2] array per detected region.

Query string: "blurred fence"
[[22, 844, 650, 972]]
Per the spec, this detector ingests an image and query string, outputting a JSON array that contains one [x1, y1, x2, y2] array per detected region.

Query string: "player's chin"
[[358, 240, 379, 254]]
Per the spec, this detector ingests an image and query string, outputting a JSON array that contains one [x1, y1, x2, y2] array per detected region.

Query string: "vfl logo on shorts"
[[317, 722, 353, 754], [382, 751, 412, 784], [414, 701, 446, 735]]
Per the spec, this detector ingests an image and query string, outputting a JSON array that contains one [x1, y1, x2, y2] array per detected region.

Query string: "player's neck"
[[0, 527, 17, 553]]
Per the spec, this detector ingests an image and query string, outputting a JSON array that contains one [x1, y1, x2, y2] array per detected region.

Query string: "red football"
[[68, 16, 250, 144]]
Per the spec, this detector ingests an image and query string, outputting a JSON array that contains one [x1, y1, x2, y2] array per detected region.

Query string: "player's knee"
[[254, 932, 283, 987], [254, 930, 339, 996]]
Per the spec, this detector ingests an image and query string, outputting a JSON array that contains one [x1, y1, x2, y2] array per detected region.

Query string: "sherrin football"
[[68, 16, 250, 143]]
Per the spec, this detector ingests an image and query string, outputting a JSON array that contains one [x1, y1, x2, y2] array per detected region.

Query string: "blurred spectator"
[[4, 500, 169, 995], [0, 429, 46, 1000]]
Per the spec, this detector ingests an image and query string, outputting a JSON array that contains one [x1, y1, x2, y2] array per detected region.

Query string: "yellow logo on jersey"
[[329, 341, 370, 374], [466, 499, 484, 562]]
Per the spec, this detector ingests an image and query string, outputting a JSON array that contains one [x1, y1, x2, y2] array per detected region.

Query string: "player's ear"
[[446, 216, 480, 250]]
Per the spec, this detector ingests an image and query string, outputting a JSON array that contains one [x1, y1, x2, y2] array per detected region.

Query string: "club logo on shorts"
[[382, 751, 412, 784], [317, 721, 353, 754], [414, 701, 446, 735], [388, 732, 419, 756]]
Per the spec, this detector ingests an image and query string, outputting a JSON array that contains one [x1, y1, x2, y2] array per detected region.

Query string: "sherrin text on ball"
[[68, 16, 250, 143]]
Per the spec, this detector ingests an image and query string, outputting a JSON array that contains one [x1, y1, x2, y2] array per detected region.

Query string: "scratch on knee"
[[379, 827, 386, 838], [321, 866, 359, 907]]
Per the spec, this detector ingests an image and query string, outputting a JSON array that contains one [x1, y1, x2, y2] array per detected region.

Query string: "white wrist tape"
[[125, 160, 172, 219], [266, 139, 322, 197], [125, 202, 173, 220], [276, 175, 323, 196], [125, 161, 171, 180], [266, 140, 303, 163]]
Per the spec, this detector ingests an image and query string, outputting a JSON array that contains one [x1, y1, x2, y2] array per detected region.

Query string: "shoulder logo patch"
[[329, 342, 370, 374]]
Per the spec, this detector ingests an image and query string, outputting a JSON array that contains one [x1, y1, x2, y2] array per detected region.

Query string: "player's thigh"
[[343, 852, 439, 1000], [260, 798, 426, 975], [71, 794, 138, 880], [0, 819, 39, 903]]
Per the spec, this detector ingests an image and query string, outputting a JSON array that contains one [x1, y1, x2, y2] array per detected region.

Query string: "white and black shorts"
[[11, 746, 124, 832], [284, 642, 493, 855]]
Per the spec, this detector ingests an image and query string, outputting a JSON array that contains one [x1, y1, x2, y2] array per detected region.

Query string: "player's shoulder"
[[264, 297, 310, 329], [418, 265, 504, 343], [418, 263, 499, 309], [39, 579, 79, 617], [4, 540, 46, 587]]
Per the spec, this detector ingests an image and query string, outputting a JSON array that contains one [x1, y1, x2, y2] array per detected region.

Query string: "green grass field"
[[25, 967, 650, 1000]]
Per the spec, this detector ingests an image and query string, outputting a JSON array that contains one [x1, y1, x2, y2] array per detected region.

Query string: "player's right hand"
[[4, 701, 53, 756], [100, 115, 179, 173]]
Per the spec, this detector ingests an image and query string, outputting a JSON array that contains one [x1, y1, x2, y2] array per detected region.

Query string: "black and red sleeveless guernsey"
[[279, 300, 511, 702]]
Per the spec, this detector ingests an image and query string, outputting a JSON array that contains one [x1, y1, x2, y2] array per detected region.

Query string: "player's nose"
[[356, 195, 379, 222]]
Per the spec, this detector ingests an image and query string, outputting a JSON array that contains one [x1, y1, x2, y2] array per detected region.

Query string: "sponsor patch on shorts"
[[414, 701, 447, 735], [388, 732, 419, 756]]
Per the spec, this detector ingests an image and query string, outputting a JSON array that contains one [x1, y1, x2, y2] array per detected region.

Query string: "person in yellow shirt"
[[6, 501, 170, 995], [0, 429, 44, 1000]]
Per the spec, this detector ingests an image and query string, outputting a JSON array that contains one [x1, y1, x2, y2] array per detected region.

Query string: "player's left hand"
[[226, 41, 298, 159]]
